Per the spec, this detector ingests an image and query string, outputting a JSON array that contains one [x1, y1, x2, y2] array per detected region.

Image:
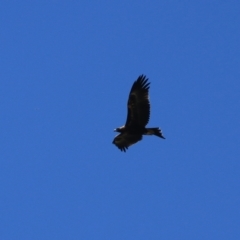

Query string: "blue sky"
[[1, 1, 240, 239]]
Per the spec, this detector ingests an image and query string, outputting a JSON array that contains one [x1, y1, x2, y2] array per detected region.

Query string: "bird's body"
[[112, 75, 165, 152]]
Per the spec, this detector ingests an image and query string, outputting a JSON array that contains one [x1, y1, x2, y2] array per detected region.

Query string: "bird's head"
[[114, 126, 125, 133]]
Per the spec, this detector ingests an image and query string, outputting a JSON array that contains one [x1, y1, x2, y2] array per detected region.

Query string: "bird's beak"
[[114, 129, 117, 132]]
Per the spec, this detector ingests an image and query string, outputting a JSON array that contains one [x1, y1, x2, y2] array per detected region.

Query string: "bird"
[[112, 75, 165, 152]]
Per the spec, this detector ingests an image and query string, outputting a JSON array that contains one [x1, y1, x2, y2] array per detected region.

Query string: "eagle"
[[112, 75, 165, 152]]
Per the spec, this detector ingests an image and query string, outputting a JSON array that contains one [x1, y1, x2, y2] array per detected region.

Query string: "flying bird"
[[112, 75, 165, 152]]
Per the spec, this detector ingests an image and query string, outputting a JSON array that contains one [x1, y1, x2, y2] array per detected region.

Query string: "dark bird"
[[112, 75, 165, 152]]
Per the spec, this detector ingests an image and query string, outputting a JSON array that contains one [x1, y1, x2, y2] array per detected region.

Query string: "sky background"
[[1, 1, 240, 239]]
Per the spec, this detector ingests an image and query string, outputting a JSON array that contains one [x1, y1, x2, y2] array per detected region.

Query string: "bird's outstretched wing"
[[125, 75, 150, 128], [112, 132, 142, 152]]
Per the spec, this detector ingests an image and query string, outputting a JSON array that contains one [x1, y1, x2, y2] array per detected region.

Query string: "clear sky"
[[1, 1, 240, 239]]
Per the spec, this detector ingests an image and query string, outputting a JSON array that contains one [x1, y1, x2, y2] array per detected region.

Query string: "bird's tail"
[[145, 128, 165, 139]]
